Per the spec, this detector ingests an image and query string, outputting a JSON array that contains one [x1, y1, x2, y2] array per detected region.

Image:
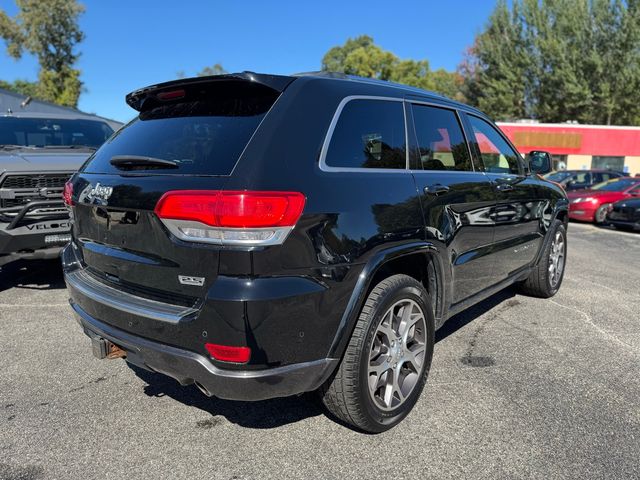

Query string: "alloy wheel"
[[368, 299, 427, 411], [548, 231, 565, 288]]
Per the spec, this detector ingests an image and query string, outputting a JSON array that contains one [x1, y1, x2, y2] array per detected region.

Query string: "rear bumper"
[[70, 300, 338, 401]]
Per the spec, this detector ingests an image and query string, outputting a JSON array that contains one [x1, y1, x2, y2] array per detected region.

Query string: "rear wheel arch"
[[326, 243, 444, 360], [367, 250, 443, 321]]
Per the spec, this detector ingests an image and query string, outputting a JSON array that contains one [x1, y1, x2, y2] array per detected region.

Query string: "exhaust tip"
[[194, 381, 212, 397]]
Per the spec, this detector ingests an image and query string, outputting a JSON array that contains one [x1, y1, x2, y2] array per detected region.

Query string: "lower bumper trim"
[[71, 301, 339, 401], [607, 220, 640, 230]]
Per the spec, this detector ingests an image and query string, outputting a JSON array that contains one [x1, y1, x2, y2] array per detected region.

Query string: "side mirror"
[[528, 150, 552, 175]]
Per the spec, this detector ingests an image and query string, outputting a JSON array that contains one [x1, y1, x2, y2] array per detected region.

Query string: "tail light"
[[205, 343, 251, 363], [154, 190, 306, 246], [63, 181, 74, 206]]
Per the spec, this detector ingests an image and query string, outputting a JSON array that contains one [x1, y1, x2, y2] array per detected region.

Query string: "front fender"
[[533, 201, 569, 267]]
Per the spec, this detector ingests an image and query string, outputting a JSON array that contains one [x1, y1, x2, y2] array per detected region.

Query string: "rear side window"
[[325, 99, 406, 170], [82, 83, 278, 176], [468, 115, 521, 175], [411, 104, 471, 171]]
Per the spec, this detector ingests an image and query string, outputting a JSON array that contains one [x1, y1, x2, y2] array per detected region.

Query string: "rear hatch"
[[69, 73, 292, 307]]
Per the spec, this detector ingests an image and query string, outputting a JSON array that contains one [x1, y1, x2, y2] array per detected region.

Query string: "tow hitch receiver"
[[91, 337, 127, 360]]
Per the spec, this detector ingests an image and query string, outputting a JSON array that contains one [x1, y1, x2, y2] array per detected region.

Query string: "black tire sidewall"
[[545, 222, 567, 295], [357, 280, 435, 431]]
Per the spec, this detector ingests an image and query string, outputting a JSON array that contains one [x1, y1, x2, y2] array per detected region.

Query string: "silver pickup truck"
[[0, 112, 116, 261]]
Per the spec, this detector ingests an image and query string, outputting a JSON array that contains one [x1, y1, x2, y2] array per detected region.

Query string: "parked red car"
[[568, 177, 640, 223]]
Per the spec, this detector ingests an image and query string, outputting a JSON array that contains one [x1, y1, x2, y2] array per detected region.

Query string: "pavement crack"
[[549, 299, 638, 353]]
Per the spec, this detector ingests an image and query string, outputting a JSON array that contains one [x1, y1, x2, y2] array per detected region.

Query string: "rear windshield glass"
[[82, 84, 278, 176], [0, 117, 113, 148]]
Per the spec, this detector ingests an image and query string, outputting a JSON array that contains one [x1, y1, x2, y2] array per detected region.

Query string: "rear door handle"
[[424, 184, 450, 196]]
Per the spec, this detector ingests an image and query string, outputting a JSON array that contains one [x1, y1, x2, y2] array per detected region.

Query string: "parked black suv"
[[63, 72, 568, 432]]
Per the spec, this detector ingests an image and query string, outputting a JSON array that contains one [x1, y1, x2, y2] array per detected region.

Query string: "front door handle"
[[495, 183, 514, 192], [493, 177, 517, 192], [424, 184, 450, 196]]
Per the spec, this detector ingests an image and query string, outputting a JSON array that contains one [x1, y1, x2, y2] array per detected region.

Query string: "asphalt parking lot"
[[1, 222, 638, 480]]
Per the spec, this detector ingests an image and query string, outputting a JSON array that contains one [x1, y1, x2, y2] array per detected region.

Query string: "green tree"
[[462, 0, 640, 125], [0, 78, 38, 97], [0, 0, 84, 107], [197, 63, 226, 77], [321, 35, 462, 99], [176, 63, 226, 79], [459, 0, 529, 120]]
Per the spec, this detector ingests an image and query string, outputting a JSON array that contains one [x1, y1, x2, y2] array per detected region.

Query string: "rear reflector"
[[205, 343, 251, 363], [63, 181, 74, 206], [154, 190, 306, 246]]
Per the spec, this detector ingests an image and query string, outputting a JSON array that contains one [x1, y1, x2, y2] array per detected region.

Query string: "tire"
[[320, 274, 435, 433], [594, 204, 611, 224], [519, 219, 567, 298]]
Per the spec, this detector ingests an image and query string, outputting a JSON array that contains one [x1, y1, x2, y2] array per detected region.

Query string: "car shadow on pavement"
[[127, 287, 519, 431], [0, 258, 66, 292], [435, 286, 517, 343], [128, 363, 324, 429]]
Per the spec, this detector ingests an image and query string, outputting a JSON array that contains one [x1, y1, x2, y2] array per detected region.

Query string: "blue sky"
[[0, 0, 496, 122]]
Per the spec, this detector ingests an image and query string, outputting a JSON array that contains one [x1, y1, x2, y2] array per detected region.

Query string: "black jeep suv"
[[63, 72, 568, 432]]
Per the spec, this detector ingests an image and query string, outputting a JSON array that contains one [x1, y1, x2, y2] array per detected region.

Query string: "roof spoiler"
[[125, 71, 295, 112]]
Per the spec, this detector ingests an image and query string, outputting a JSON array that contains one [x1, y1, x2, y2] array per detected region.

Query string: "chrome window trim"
[[318, 95, 410, 173], [407, 100, 476, 173]]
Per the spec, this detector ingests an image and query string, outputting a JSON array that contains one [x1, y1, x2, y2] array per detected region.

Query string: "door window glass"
[[411, 104, 471, 171], [573, 172, 592, 185], [325, 99, 406, 169], [468, 116, 521, 174]]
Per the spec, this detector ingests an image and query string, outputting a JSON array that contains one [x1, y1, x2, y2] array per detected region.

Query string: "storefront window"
[[591, 156, 624, 171], [551, 154, 567, 171]]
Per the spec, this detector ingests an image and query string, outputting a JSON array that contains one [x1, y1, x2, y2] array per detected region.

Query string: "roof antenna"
[[20, 96, 32, 108]]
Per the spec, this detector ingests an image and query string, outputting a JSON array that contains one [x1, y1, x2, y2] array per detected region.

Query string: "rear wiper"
[[110, 155, 178, 169]]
